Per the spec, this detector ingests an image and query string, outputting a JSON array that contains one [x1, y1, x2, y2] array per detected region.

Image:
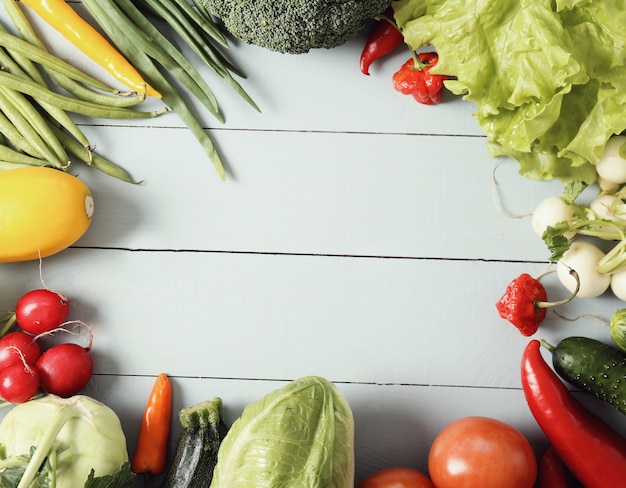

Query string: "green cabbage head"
[[210, 376, 355, 488]]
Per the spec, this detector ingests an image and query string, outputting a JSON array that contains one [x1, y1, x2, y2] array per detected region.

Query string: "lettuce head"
[[392, 0, 626, 183]]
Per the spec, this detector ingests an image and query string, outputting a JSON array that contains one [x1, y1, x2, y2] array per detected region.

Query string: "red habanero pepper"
[[496, 273, 548, 336], [521, 340, 626, 488], [132, 373, 173, 476], [496, 271, 579, 336], [360, 7, 404, 75], [392, 52, 449, 105]]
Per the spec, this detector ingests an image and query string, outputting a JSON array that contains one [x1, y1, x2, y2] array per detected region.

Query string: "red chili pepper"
[[537, 446, 582, 488], [496, 273, 547, 336], [132, 373, 173, 476], [521, 340, 626, 488], [392, 52, 449, 105], [360, 8, 404, 75]]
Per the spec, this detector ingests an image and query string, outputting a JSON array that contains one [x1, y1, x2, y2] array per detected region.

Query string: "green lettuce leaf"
[[210, 376, 354, 488], [392, 0, 626, 183]]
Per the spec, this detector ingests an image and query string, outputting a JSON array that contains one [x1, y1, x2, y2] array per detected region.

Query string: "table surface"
[[1, 3, 624, 485]]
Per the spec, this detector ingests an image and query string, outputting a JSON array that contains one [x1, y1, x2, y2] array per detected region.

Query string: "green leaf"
[[542, 225, 572, 261], [83, 462, 135, 488]]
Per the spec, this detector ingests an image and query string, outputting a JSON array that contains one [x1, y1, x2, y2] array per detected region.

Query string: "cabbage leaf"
[[210, 376, 354, 488], [392, 0, 626, 183]]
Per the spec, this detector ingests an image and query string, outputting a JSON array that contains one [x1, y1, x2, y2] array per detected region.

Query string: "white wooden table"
[[1, 3, 624, 485]]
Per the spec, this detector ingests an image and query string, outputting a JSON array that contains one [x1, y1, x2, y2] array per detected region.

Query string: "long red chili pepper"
[[521, 340, 626, 488], [359, 8, 403, 75], [537, 446, 580, 488], [131, 373, 173, 476]]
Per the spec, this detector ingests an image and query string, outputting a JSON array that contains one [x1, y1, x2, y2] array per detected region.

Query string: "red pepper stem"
[[535, 269, 579, 309], [410, 50, 427, 70]]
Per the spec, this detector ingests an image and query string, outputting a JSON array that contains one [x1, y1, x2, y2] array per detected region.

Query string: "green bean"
[[2, 0, 147, 108], [141, 0, 258, 111], [0, 90, 64, 167], [0, 110, 44, 158], [84, 0, 225, 178], [1, 87, 68, 164], [0, 29, 121, 93], [0, 161, 29, 170], [0, 70, 167, 119], [109, 0, 222, 121], [51, 125, 140, 184], [0, 143, 49, 166], [171, 0, 228, 48]]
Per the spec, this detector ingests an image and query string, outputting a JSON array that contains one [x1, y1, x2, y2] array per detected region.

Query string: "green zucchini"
[[162, 397, 229, 488], [542, 336, 626, 415]]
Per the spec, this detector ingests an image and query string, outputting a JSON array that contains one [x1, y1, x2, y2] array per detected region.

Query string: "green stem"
[[17, 404, 80, 488]]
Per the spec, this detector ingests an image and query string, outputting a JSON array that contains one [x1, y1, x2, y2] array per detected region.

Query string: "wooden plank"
[[72, 125, 564, 262]]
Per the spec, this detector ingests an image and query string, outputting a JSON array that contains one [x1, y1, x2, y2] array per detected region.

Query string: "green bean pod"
[[82, 0, 225, 179], [0, 70, 167, 119]]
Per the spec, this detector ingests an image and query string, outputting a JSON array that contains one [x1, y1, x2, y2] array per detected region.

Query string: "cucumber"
[[162, 397, 229, 488], [542, 336, 626, 415]]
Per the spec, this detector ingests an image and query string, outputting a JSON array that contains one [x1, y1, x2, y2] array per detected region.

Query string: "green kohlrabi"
[[210, 376, 355, 488], [392, 0, 626, 184], [0, 394, 134, 488]]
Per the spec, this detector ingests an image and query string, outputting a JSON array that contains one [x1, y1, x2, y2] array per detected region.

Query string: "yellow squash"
[[0, 167, 94, 263]]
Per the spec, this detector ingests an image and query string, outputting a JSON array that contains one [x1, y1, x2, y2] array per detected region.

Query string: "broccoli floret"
[[200, 0, 392, 54]]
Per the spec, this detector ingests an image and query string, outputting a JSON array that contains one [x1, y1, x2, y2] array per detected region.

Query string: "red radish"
[[0, 361, 40, 403], [0, 331, 42, 369], [36, 343, 93, 396], [15, 289, 70, 335]]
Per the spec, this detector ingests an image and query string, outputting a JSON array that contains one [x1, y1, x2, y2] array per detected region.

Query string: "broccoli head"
[[200, 0, 393, 54]]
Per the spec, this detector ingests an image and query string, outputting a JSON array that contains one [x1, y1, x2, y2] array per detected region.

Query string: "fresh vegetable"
[[131, 373, 173, 476], [521, 339, 626, 488], [393, 0, 626, 184], [18, 0, 160, 97], [541, 336, 626, 416], [15, 289, 69, 336], [210, 375, 354, 488], [556, 241, 610, 298], [531, 195, 575, 240], [595, 135, 626, 185], [36, 342, 93, 397], [537, 446, 582, 488], [0, 3, 162, 182], [0, 394, 135, 487], [360, 8, 404, 75], [0, 331, 41, 370], [358, 467, 434, 488], [0, 167, 94, 263], [79, 0, 259, 180], [200, 0, 392, 54], [609, 308, 626, 351], [0, 359, 40, 403], [427, 416, 536, 488], [392, 52, 449, 105], [496, 271, 578, 336], [163, 397, 229, 488]]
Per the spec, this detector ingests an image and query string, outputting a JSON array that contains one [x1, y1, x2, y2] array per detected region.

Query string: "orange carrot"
[[132, 373, 173, 475]]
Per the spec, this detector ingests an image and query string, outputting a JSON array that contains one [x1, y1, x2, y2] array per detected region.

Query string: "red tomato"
[[15, 289, 70, 335], [358, 467, 435, 488], [428, 416, 537, 488]]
